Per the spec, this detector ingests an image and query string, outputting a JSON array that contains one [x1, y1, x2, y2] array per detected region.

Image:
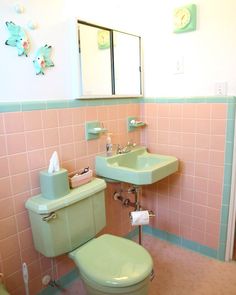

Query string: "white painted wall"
[[142, 0, 236, 97], [0, 0, 235, 101]]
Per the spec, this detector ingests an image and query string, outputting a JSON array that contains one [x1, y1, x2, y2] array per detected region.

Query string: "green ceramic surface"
[[95, 146, 178, 185], [69, 234, 153, 287]]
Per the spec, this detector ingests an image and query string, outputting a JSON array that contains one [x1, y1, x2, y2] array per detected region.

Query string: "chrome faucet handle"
[[116, 144, 123, 154], [127, 140, 136, 147]]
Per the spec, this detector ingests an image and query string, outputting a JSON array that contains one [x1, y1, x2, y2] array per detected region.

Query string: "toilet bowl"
[[25, 176, 153, 295], [69, 234, 153, 295]]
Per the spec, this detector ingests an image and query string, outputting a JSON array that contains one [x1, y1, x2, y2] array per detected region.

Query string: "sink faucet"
[[116, 140, 136, 154]]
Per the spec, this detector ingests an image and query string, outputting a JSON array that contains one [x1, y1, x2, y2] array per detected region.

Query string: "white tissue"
[[48, 151, 60, 173], [131, 210, 149, 226]]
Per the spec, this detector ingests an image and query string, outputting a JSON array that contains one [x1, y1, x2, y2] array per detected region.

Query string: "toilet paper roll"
[[131, 210, 149, 226]]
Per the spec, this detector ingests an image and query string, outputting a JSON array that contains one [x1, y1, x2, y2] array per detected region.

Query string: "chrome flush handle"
[[42, 212, 57, 222]]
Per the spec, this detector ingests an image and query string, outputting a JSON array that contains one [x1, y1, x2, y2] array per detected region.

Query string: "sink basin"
[[95, 146, 178, 185]]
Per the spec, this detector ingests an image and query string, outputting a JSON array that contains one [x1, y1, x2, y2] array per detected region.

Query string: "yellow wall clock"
[[173, 4, 197, 33]]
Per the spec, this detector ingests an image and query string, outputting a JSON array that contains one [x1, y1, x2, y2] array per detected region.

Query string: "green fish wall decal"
[[33, 45, 54, 75], [5, 21, 30, 57]]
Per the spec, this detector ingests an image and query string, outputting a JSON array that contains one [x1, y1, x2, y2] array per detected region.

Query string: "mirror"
[[113, 31, 141, 96], [77, 20, 142, 98], [79, 24, 112, 96]]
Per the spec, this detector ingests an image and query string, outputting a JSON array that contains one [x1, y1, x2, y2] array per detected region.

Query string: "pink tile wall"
[[141, 103, 227, 250], [0, 104, 140, 295]]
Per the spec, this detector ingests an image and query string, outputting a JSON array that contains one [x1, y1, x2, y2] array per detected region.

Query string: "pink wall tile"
[[158, 104, 170, 117], [195, 148, 210, 163], [205, 221, 220, 237], [206, 207, 220, 223], [28, 150, 46, 171], [182, 118, 196, 133], [6, 133, 26, 154], [0, 114, 4, 134], [192, 216, 205, 231], [196, 119, 211, 134], [59, 126, 74, 144], [25, 130, 44, 151], [73, 125, 85, 141], [0, 177, 12, 199], [58, 109, 73, 126], [182, 104, 196, 118], [107, 105, 119, 121], [5, 271, 24, 293], [182, 133, 195, 147], [4, 112, 24, 133], [72, 108, 86, 125], [193, 204, 207, 219], [0, 216, 17, 240], [210, 135, 225, 151], [191, 229, 205, 244], [42, 110, 58, 128], [85, 106, 97, 121], [2, 253, 21, 276], [0, 136, 7, 157], [196, 104, 211, 119], [211, 119, 226, 135], [0, 234, 20, 258], [18, 228, 34, 250], [205, 233, 219, 249], [0, 198, 14, 219], [209, 150, 225, 166], [8, 153, 28, 175], [13, 191, 30, 214], [207, 194, 222, 210], [0, 157, 9, 178], [23, 111, 42, 131], [196, 134, 210, 149], [11, 173, 30, 195], [195, 163, 209, 178], [44, 128, 59, 147], [15, 211, 30, 232], [194, 191, 208, 206], [60, 143, 75, 162], [211, 104, 227, 119], [117, 104, 128, 119]]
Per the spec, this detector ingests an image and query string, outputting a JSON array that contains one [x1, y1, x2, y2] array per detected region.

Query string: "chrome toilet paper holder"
[[129, 210, 155, 221]]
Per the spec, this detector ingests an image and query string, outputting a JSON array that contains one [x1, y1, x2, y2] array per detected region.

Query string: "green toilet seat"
[[69, 234, 153, 288], [70, 234, 153, 288]]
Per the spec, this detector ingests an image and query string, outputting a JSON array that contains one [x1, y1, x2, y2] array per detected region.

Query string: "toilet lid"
[[70, 234, 153, 288]]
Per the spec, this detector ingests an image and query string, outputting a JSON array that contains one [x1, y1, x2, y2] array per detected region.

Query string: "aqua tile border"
[[142, 225, 218, 259], [0, 96, 235, 113], [218, 101, 236, 260]]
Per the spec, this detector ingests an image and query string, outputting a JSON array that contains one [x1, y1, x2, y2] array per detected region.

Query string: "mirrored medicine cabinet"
[[76, 20, 143, 99]]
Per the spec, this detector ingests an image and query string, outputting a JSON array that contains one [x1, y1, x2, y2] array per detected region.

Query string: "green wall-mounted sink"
[[95, 146, 178, 185]]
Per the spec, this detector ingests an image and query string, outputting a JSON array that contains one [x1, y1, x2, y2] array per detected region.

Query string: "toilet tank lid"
[[25, 178, 106, 214]]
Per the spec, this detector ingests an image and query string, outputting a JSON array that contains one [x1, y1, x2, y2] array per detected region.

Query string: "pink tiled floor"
[[56, 234, 236, 295]]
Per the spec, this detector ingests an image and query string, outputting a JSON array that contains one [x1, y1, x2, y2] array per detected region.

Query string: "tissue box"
[[68, 169, 93, 188], [40, 168, 70, 199]]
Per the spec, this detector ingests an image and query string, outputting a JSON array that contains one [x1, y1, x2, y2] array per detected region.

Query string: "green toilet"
[[26, 175, 153, 295]]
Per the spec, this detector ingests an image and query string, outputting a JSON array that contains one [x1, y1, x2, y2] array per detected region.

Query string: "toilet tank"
[[25, 178, 107, 257]]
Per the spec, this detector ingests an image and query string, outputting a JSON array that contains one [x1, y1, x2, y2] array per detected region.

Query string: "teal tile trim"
[[0, 96, 235, 113], [142, 225, 218, 259], [22, 101, 47, 111], [0, 102, 21, 112], [218, 101, 236, 259]]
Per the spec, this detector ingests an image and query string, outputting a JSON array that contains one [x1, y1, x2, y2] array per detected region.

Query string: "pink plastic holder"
[[68, 169, 93, 188]]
